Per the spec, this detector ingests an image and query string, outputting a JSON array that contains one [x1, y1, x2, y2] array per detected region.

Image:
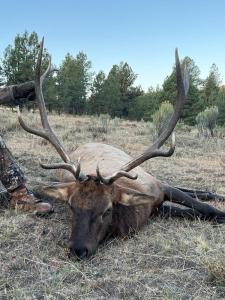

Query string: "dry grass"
[[1, 109, 225, 299]]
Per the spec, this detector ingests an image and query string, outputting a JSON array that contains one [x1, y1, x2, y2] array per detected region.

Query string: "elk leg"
[[157, 203, 202, 220], [175, 186, 225, 202], [162, 184, 225, 223]]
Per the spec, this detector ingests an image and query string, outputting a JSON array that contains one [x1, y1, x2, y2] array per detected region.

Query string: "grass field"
[[1, 109, 225, 299]]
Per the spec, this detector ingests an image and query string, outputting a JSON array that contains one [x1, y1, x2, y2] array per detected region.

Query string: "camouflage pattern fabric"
[[0, 82, 35, 106], [0, 85, 31, 192], [0, 136, 26, 191], [0, 86, 14, 105]]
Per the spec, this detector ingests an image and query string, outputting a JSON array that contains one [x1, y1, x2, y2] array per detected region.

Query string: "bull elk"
[[18, 39, 225, 259]]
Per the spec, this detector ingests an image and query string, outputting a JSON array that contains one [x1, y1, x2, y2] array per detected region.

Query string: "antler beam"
[[97, 49, 189, 184], [18, 38, 87, 182]]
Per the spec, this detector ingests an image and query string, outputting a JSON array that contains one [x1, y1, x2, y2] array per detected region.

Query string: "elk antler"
[[18, 38, 87, 182], [97, 49, 189, 185]]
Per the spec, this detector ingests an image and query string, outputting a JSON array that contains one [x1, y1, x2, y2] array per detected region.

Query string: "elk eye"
[[102, 208, 112, 218]]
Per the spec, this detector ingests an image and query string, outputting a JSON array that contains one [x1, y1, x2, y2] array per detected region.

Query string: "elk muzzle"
[[68, 241, 90, 259]]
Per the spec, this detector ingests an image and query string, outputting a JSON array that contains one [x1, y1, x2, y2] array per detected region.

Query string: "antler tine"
[[39, 159, 81, 180], [150, 49, 188, 151], [18, 37, 87, 182], [17, 107, 48, 139], [40, 55, 56, 85], [96, 132, 175, 185], [96, 165, 138, 185], [97, 49, 188, 184], [120, 50, 187, 173], [144, 132, 176, 159]]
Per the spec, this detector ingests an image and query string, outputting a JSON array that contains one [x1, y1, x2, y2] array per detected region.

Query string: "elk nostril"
[[70, 247, 88, 260]]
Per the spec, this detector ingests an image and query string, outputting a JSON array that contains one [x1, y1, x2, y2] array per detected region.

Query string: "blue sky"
[[0, 0, 225, 90]]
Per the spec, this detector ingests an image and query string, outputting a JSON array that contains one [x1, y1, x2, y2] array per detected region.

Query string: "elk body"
[[18, 39, 225, 259]]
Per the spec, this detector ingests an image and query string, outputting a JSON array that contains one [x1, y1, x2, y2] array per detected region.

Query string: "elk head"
[[18, 38, 189, 259]]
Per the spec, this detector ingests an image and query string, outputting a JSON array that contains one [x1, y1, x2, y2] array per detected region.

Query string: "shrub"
[[87, 114, 111, 139], [152, 101, 174, 138], [196, 106, 219, 137], [145, 121, 156, 138], [99, 114, 111, 133], [112, 116, 121, 128]]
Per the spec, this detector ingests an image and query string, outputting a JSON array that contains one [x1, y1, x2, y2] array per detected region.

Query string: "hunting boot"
[[0, 136, 53, 215], [9, 184, 53, 215]]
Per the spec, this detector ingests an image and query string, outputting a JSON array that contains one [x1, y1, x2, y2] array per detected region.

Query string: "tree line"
[[0, 31, 224, 125]]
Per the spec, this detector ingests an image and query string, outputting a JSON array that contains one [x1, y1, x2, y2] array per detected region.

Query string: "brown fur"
[[21, 44, 225, 259], [30, 40, 162, 247], [41, 143, 164, 258], [41, 142, 225, 258]]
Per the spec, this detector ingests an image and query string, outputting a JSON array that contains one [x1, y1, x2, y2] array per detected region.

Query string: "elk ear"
[[34, 182, 77, 201], [113, 185, 157, 206]]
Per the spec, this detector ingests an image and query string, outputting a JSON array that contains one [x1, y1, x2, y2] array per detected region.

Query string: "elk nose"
[[69, 247, 88, 260]]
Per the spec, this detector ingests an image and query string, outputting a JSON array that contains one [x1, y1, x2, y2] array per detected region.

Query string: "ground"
[[1, 109, 225, 299]]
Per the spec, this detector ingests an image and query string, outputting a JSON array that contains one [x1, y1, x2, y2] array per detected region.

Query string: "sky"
[[0, 0, 225, 91]]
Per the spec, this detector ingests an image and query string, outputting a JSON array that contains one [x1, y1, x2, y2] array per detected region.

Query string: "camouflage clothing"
[[0, 82, 35, 106], [0, 82, 53, 214], [0, 86, 15, 105], [0, 136, 26, 191], [0, 82, 35, 192]]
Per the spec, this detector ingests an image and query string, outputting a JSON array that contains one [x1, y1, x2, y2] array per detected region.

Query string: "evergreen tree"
[[118, 62, 142, 117], [103, 65, 121, 117], [87, 71, 106, 114], [0, 64, 4, 86], [58, 52, 92, 114], [0, 31, 49, 85], [202, 63, 221, 107], [160, 56, 202, 125], [43, 75, 58, 112], [89, 62, 141, 117], [217, 86, 225, 125], [2, 31, 224, 124], [128, 87, 161, 121], [0, 31, 57, 109]]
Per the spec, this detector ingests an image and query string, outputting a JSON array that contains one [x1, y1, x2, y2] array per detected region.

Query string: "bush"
[[99, 114, 111, 133], [112, 116, 121, 128], [152, 101, 174, 138], [196, 106, 218, 137], [87, 114, 111, 139]]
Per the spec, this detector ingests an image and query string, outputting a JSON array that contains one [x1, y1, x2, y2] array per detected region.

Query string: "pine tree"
[[202, 63, 221, 107], [128, 87, 161, 121], [87, 71, 106, 115], [160, 56, 202, 125], [58, 52, 92, 114], [103, 65, 121, 117], [217, 86, 225, 125], [0, 31, 57, 110], [0, 31, 49, 85]]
